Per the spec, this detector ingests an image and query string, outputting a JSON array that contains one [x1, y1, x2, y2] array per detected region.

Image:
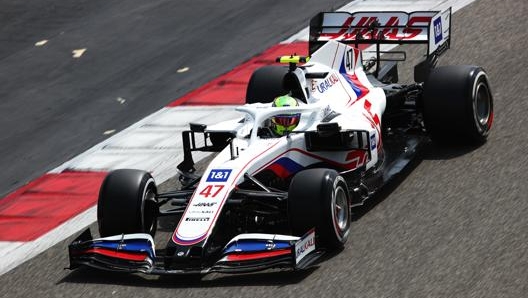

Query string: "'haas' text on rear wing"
[[309, 8, 451, 58]]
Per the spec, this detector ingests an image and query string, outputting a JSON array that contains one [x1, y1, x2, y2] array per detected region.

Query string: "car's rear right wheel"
[[422, 65, 494, 145]]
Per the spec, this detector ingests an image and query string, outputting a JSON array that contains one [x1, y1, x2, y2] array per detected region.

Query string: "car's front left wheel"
[[98, 169, 158, 237], [288, 168, 351, 250]]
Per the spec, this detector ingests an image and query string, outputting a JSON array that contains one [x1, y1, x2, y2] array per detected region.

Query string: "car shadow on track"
[[350, 141, 485, 221], [421, 142, 487, 160], [58, 265, 318, 288]]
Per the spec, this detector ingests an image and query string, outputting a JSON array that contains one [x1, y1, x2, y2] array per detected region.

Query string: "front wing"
[[68, 229, 322, 275]]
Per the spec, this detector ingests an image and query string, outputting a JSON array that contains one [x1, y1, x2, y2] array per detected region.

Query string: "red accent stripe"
[[319, 17, 355, 39], [80, 248, 148, 262], [0, 171, 106, 241], [225, 249, 291, 261], [345, 150, 368, 165], [346, 73, 370, 104], [364, 99, 372, 112], [363, 104, 383, 152], [266, 163, 291, 179], [372, 114, 380, 126]]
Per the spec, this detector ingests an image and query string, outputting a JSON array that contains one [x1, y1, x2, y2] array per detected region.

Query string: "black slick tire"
[[288, 168, 351, 250], [422, 65, 494, 145], [97, 169, 158, 237], [246, 66, 288, 104]]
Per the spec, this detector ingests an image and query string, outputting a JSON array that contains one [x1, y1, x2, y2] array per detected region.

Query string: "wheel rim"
[[333, 185, 349, 233], [143, 187, 157, 235], [474, 81, 491, 127]]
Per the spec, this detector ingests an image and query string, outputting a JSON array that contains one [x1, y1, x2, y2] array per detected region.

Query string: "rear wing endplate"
[[309, 8, 451, 58]]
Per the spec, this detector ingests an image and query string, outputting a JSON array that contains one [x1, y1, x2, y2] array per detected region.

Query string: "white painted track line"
[[52, 106, 242, 183], [1, 207, 96, 275]]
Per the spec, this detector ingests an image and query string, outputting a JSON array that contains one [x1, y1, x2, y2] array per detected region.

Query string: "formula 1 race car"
[[68, 7, 493, 275]]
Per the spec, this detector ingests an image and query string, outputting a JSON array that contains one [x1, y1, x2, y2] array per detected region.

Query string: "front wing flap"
[[212, 229, 321, 273], [68, 229, 156, 273]]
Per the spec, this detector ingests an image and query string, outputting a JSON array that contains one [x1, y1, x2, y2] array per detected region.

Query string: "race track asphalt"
[[0, 0, 349, 197], [1, 0, 527, 297]]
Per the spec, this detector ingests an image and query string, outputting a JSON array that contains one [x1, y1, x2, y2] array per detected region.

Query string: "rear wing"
[[309, 8, 451, 58]]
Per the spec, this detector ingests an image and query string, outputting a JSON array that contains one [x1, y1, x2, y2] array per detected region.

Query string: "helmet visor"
[[272, 114, 300, 127]]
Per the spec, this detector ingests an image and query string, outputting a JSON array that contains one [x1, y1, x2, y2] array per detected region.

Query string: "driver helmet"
[[270, 95, 301, 136]]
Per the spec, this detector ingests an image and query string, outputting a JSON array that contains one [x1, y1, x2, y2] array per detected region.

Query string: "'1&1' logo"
[[206, 169, 232, 182]]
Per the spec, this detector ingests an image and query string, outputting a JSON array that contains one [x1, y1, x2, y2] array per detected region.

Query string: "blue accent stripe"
[[340, 58, 363, 98], [275, 157, 304, 174], [344, 75, 363, 98], [91, 239, 155, 259], [339, 56, 347, 74], [223, 239, 292, 254]]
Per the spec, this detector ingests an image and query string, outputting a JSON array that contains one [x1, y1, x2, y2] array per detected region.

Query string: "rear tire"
[[98, 169, 158, 237], [288, 168, 351, 250], [246, 66, 288, 104], [422, 65, 494, 145]]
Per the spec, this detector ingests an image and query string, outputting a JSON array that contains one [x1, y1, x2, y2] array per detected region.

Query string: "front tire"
[[98, 169, 158, 237], [288, 168, 351, 249], [422, 65, 494, 144]]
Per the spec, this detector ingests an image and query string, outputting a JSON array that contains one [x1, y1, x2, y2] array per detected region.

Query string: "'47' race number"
[[199, 185, 224, 198]]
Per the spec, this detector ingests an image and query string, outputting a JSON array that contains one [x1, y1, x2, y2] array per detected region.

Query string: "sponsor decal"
[[185, 217, 210, 222], [295, 229, 316, 264], [345, 150, 369, 168], [321, 14, 433, 41], [188, 210, 214, 214], [193, 202, 218, 207], [370, 134, 376, 150], [206, 169, 232, 182], [317, 73, 339, 93], [344, 48, 355, 72], [433, 17, 442, 44]]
